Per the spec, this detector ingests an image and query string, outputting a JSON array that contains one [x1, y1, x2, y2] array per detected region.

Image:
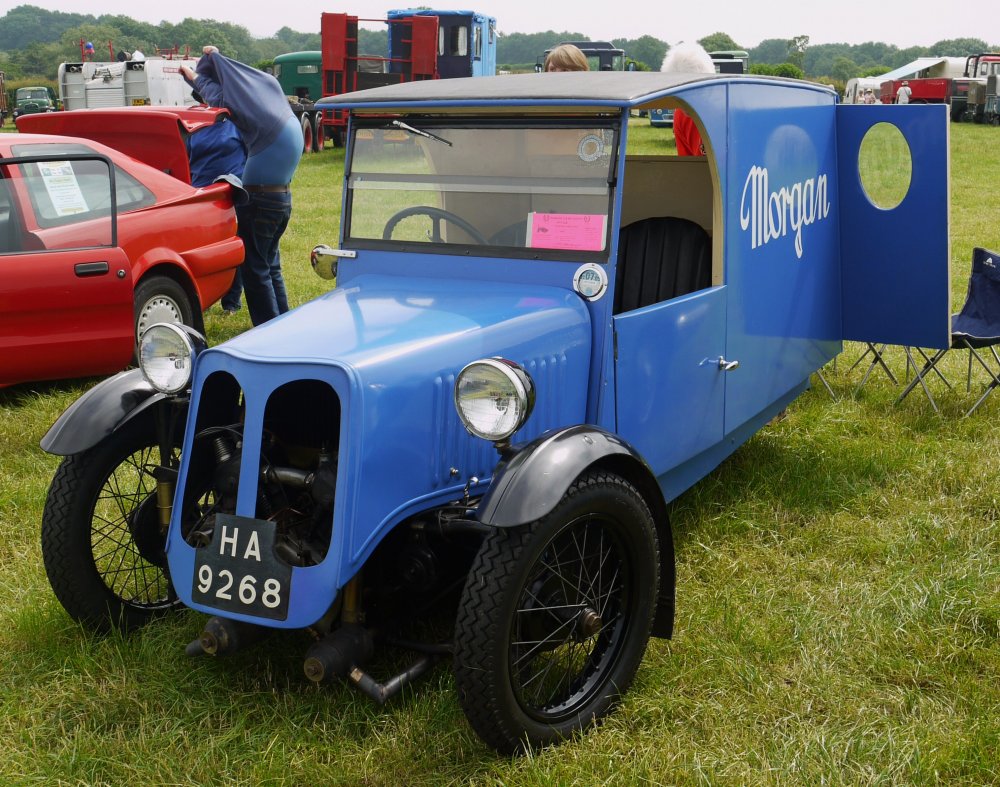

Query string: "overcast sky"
[[31, 0, 997, 49]]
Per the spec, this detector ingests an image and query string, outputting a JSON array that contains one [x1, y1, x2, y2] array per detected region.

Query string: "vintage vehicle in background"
[[11, 86, 58, 121], [536, 40, 627, 72], [845, 76, 884, 104], [960, 54, 1000, 123], [707, 49, 749, 74], [38, 72, 950, 753], [4, 106, 243, 386], [879, 53, 1000, 120], [276, 8, 497, 151], [969, 77, 1000, 125], [58, 57, 200, 111]]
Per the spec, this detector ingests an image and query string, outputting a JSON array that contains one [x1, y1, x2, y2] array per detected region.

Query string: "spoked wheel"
[[453, 471, 659, 753], [41, 408, 184, 632]]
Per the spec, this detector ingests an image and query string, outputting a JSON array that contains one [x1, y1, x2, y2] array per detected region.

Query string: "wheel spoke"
[[511, 614, 578, 668], [89, 445, 171, 607], [508, 514, 634, 716]]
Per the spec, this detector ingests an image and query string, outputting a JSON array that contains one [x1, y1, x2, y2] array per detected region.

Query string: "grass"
[[2, 118, 1000, 784]]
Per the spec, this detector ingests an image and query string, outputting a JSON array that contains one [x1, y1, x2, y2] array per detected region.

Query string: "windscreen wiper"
[[390, 119, 453, 147]]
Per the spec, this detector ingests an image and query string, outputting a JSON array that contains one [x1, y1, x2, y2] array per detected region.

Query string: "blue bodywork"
[[164, 72, 951, 629]]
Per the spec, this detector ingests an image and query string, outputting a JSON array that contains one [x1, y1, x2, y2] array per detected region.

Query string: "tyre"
[[41, 408, 182, 632], [133, 275, 194, 345], [311, 114, 325, 152], [453, 471, 659, 753], [301, 113, 313, 154]]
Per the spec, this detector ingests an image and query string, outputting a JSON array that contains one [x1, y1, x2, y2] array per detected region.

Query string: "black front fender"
[[477, 425, 655, 528], [476, 424, 675, 638], [40, 369, 172, 456]]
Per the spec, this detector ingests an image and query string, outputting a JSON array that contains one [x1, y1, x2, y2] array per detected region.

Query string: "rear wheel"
[[41, 409, 182, 632], [134, 275, 194, 344], [301, 113, 314, 153], [453, 471, 659, 753], [312, 115, 325, 152]]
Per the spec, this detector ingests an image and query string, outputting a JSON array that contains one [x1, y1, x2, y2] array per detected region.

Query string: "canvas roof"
[[874, 57, 951, 84], [317, 71, 828, 111]]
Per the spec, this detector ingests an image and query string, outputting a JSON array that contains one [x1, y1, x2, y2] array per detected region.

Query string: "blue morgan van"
[[40, 71, 951, 753]]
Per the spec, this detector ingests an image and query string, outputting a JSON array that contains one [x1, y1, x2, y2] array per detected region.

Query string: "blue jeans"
[[236, 191, 291, 326]]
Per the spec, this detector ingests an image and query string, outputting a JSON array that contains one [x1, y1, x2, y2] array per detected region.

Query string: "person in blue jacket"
[[180, 46, 302, 326], [185, 111, 248, 314]]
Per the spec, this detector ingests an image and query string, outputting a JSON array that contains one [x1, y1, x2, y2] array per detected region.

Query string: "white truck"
[[58, 58, 199, 110]]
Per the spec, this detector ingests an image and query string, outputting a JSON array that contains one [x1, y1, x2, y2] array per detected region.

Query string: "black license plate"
[[192, 514, 291, 620]]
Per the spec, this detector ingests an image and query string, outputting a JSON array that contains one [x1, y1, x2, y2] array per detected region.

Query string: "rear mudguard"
[[477, 424, 675, 638], [40, 368, 176, 456]]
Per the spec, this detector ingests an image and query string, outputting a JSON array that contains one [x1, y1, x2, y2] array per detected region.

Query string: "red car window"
[[11, 142, 155, 231]]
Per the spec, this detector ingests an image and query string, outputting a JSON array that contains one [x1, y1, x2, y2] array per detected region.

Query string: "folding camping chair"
[[897, 246, 1000, 416], [849, 342, 897, 387]]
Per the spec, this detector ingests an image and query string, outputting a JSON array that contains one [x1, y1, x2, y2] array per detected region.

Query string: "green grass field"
[[1, 118, 999, 785]]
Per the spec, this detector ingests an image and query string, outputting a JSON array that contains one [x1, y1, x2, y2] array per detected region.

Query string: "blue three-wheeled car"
[[39, 72, 951, 753]]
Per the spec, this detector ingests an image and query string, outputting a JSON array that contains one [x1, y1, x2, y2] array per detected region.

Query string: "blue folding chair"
[[897, 247, 1000, 416]]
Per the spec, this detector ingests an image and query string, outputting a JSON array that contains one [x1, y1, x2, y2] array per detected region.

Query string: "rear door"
[[837, 104, 951, 349], [0, 152, 134, 386]]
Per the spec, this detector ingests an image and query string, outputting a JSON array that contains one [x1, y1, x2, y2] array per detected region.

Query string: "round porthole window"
[[858, 122, 912, 209]]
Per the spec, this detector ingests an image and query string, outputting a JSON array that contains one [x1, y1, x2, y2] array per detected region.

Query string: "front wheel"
[[41, 409, 182, 632], [453, 471, 659, 753]]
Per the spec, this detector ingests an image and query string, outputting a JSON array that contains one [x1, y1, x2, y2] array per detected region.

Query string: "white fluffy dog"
[[661, 42, 715, 74]]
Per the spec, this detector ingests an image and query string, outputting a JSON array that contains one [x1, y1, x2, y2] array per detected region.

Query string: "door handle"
[[718, 357, 739, 371], [74, 261, 109, 277]]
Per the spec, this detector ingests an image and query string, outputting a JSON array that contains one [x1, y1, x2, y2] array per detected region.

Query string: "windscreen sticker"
[[37, 161, 89, 217], [528, 212, 607, 252]]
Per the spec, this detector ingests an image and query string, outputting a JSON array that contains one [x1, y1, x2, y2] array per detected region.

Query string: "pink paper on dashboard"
[[528, 212, 607, 251]]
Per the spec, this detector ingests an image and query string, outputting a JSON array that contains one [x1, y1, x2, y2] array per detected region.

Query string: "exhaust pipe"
[[185, 616, 269, 656], [303, 624, 439, 704], [303, 624, 373, 683]]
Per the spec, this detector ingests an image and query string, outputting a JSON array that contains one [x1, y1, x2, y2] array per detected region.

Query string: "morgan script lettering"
[[740, 166, 831, 259]]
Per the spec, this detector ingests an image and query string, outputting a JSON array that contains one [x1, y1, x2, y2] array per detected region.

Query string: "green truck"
[[12, 85, 57, 120]]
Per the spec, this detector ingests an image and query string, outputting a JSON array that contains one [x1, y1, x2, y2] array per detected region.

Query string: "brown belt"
[[244, 184, 290, 193]]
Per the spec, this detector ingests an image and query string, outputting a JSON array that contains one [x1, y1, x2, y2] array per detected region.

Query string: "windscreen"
[[346, 119, 617, 260]]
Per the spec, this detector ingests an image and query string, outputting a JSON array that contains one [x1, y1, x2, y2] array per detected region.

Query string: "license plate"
[[192, 514, 291, 620]]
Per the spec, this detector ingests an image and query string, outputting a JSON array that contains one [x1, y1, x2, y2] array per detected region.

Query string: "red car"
[[3, 107, 244, 386]]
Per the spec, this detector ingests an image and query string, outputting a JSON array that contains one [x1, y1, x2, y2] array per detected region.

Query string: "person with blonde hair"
[[660, 41, 715, 156], [545, 44, 589, 72]]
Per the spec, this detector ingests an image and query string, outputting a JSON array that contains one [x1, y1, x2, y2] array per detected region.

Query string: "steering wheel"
[[382, 206, 489, 245]]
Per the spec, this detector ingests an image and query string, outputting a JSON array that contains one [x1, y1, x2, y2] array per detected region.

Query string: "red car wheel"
[[134, 275, 194, 344]]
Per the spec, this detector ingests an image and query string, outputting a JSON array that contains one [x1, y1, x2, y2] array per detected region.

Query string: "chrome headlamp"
[[454, 358, 535, 442], [138, 323, 205, 394]]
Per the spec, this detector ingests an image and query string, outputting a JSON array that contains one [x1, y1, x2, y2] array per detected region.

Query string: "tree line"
[[1, 5, 997, 84]]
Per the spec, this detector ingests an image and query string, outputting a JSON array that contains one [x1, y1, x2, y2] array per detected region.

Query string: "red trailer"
[[318, 12, 440, 144]]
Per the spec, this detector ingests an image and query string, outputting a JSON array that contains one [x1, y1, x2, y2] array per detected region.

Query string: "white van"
[[844, 76, 884, 104]]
